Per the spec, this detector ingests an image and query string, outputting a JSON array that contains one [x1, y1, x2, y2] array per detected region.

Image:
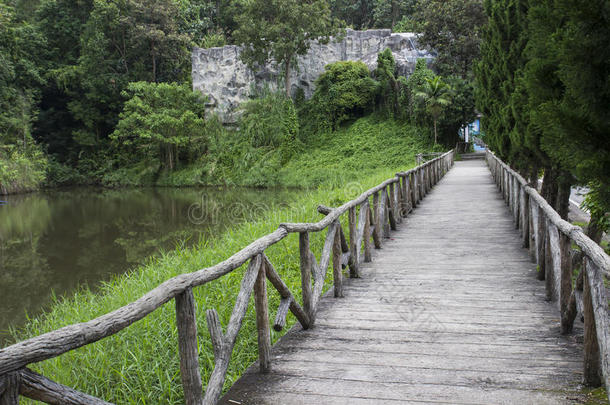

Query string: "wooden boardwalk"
[[220, 159, 585, 405]]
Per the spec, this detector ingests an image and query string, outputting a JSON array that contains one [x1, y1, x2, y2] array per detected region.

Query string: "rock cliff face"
[[191, 29, 434, 122]]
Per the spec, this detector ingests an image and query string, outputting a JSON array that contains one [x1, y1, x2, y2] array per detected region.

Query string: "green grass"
[[276, 115, 438, 188], [15, 116, 434, 403], [582, 387, 608, 405]]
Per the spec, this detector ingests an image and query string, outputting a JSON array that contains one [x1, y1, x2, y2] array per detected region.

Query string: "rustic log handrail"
[[485, 150, 610, 401], [0, 150, 455, 405]]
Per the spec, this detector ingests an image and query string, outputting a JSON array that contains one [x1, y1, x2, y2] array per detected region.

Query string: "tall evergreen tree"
[[475, 0, 533, 171], [526, 0, 610, 230]]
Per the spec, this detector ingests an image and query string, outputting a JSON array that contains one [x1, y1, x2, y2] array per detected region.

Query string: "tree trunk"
[[541, 166, 558, 204], [284, 57, 292, 98], [391, 0, 399, 28], [166, 144, 174, 171], [528, 163, 539, 187], [433, 119, 438, 144], [556, 173, 572, 220]]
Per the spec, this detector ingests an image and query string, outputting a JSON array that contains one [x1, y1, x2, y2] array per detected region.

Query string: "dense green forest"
[[0, 0, 484, 194], [475, 0, 610, 240]]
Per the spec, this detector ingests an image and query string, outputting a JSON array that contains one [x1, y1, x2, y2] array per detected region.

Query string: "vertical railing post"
[[513, 179, 520, 229], [559, 233, 576, 334], [348, 206, 359, 277], [418, 168, 424, 200], [394, 181, 402, 223], [583, 259, 602, 387], [372, 192, 382, 249], [332, 223, 344, 297], [506, 170, 515, 207], [400, 176, 409, 217], [363, 204, 372, 262], [410, 172, 417, 208], [529, 201, 536, 260], [419, 166, 428, 200], [0, 372, 20, 405], [544, 220, 554, 301], [387, 187, 397, 231], [381, 189, 390, 238], [537, 209, 546, 281], [254, 261, 271, 373], [521, 189, 529, 248], [299, 232, 314, 322], [176, 287, 203, 405]]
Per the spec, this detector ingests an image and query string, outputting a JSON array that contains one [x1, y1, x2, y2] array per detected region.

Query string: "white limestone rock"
[[191, 29, 435, 122]]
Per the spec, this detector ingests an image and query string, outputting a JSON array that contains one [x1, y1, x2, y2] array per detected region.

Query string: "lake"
[[0, 187, 295, 344]]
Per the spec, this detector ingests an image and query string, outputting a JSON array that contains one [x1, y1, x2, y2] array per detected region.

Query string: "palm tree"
[[415, 76, 453, 144]]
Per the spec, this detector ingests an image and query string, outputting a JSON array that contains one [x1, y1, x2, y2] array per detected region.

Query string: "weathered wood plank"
[[487, 151, 610, 276], [205, 309, 224, 361], [0, 372, 19, 405], [351, 201, 368, 276], [254, 263, 271, 373], [536, 205, 546, 281], [520, 188, 529, 248], [203, 255, 261, 405], [583, 259, 602, 387], [584, 259, 610, 394], [312, 222, 339, 310], [299, 233, 314, 323], [380, 189, 390, 238], [263, 255, 310, 329], [559, 233, 576, 334], [348, 206, 359, 278], [175, 287, 203, 405], [544, 220, 556, 301], [273, 298, 291, 332], [372, 192, 382, 249], [386, 188, 397, 231], [316, 221, 338, 284], [409, 171, 417, 208], [19, 368, 113, 405], [221, 160, 583, 405], [332, 224, 343, 298], [363, 203, 372, 263], [0, 228, 288, 376], [529, 199, 537, 260]]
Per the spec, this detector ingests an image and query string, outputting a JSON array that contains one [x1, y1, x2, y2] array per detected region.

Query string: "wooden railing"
[[486, 150, 610, 400], [0, 151, 455, 405]]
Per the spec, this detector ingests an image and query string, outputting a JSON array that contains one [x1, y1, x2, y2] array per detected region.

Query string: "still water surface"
[[0, 187, 294, 343]]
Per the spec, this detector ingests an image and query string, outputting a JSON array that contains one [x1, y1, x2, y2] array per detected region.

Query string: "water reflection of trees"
[[0, 187, 294, 343], [0, 194, 53, 339]]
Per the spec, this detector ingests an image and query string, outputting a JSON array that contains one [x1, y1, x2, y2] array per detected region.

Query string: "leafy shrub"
[[239, 88, 300, 170], [46, 157, 88, 187], [240, 88, 298, 150], [200, 32, 227, 48], [0, 145, 47, 194], [393, 16, 424, 33], [307, 61, 378, 129]]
